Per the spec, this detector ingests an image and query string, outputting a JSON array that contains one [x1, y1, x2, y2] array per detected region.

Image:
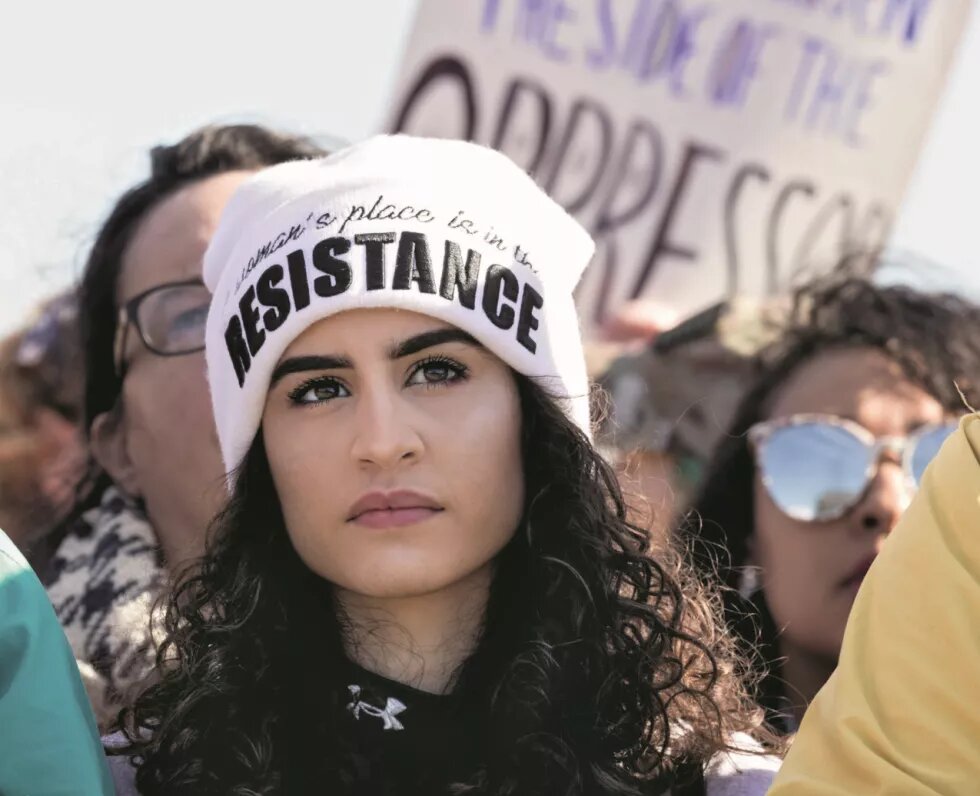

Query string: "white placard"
[[387, 0, 973, 328]]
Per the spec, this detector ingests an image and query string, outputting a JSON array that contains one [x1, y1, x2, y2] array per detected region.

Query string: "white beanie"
[[203, 134, 596, 474]]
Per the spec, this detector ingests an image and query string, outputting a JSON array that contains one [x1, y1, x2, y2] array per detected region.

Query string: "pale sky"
[[1, 0, 978, 334]]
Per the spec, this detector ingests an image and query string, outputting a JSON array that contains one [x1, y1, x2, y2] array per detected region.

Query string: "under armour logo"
[[346, 684, 407, 731]]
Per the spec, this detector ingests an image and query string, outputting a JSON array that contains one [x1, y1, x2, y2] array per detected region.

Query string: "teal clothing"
[[0, 529, 113, 795]]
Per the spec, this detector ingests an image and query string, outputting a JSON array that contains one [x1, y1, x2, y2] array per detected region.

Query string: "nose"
[[349, 380, 424, 470], [851, 455, 908, 537]]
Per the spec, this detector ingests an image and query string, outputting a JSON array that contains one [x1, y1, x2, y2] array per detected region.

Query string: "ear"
[[90, 408, 142, 497]]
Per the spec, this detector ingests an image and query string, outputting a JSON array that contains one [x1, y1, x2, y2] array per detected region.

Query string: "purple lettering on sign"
[[771, 0, 935, 46], [706, 18, 779, 109], [785, 35, 887, 146]]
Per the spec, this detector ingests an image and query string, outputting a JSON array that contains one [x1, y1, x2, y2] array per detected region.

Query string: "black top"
[[107, 658, 715, 795], [332, 661, 481, 794], [325, 661, 707, 796]]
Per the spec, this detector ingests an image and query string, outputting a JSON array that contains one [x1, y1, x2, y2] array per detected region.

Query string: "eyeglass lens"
[[759, 422, 874, 522], [909, 425, 956, 484], [136, 283, 211, 355]]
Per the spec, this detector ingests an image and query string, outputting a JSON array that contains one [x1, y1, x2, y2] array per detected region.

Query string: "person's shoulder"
[[0, 527, 48, 615], [0, 527, 30, 576], [703, 733, 781, 796]]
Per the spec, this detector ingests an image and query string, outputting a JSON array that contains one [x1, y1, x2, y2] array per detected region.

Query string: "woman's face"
[[94, 171, 253, 568], [262, 308, 525, 600], [753, 347, 947, 660]]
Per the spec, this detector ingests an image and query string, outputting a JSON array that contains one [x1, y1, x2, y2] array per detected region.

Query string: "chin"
[[328, 547, 498, 600], [338, 568, 465, 600], [299, 531, 508, 600]]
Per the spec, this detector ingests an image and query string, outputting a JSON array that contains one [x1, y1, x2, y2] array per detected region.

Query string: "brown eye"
[[406, 358, 468, 388], [422, 363, 451, 382], [288, 377, 350, 405]]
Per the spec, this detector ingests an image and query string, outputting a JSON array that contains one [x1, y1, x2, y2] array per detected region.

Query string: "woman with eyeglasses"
[[682, 270, 980, 734], [109, 135, 781, 795], [36, 124, 325, 726]]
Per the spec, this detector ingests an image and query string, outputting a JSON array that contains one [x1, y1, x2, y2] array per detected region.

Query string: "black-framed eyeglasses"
[[113, 278, 211, 376]]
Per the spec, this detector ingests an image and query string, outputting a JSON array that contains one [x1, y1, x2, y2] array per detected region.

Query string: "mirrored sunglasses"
[[749, 414, 957, 523]]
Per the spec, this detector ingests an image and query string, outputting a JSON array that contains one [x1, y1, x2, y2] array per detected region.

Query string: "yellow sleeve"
[[769, 414, 980, 794]]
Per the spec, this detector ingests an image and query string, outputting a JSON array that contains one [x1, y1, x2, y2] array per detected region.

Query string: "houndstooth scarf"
[[44, 485, 166, 727]]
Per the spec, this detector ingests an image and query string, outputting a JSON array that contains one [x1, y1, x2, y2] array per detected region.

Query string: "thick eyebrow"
[[270, 355, 352, 387], [269, 329, 482, 387], [389, 328, 482, 359]]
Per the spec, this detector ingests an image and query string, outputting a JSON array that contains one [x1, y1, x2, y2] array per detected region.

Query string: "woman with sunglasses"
[[37, 124, 325, 725], [683, 271, 980, 734], [110, 135, 780, 795], [769, 338, 980, 792]]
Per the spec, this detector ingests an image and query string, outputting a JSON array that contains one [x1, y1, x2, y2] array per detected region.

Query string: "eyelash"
[[287, 356, 470, 407], [410, 355, 470, 388], [288, 376, 348, 406]]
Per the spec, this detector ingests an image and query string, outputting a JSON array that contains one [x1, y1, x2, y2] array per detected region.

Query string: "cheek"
[[753, 479, 852, 652], [265, 425, 348, 548], [438, 386, 525, 543], [122, 356, 219, 473], [124, 357, 214, 441], [754, 480, 826, 596]]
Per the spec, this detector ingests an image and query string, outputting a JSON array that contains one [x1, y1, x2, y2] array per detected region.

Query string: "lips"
[[840, 555, 878, 589], [347, 489, 444, 528]]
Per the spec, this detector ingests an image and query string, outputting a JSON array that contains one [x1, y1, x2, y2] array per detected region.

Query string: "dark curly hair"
[[683, 268, 980, 728], [116, 374, 772, 794]]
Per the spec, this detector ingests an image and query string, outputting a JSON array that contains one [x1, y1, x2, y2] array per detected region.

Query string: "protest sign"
[[387, 0, 973, 327]]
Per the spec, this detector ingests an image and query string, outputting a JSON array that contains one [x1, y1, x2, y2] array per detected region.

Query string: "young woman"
[[685, 272, 980, 733], [113, 135, 778, 795]]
